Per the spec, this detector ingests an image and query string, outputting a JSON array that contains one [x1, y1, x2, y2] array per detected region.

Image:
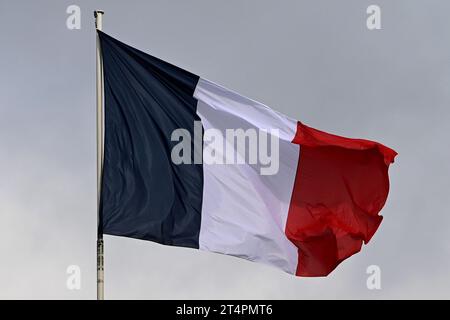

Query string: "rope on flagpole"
[[94, 9, 105, 301]]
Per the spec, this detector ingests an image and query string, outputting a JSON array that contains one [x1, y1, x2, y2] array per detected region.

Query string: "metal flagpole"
[[94, 9, 105, 301]]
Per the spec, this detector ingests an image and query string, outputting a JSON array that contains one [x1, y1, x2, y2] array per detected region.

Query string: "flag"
[[98, 31, 397, 277]]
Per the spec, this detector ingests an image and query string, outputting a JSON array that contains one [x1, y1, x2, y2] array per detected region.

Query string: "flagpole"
[[94, 9, 105, 301]]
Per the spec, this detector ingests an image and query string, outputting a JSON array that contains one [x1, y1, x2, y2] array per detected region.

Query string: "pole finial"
[[94, 10, 104, 18], [94, 10, 104, 30]]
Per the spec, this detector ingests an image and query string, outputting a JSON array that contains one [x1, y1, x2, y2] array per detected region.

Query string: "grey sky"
[[0, 0, 449, 299]]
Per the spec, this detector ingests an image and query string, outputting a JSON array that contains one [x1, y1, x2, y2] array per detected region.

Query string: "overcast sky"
[[1, 0, 449, 299]]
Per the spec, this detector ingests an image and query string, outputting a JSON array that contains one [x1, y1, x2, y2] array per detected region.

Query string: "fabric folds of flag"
[[98, 31, 397, 277]]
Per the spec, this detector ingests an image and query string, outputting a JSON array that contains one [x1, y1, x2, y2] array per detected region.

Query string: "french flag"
[[99, 31, 397, 277]]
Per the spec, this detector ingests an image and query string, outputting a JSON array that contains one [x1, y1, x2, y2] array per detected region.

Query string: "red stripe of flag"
[[286, 122, 397, 276]]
